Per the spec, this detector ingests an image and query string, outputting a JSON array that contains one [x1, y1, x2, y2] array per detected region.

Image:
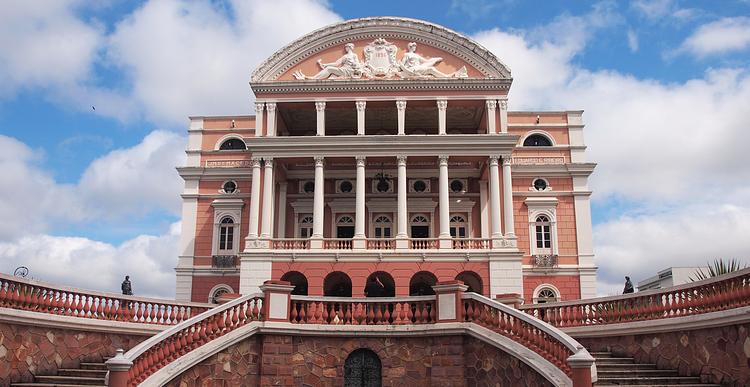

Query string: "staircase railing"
[[119, 293, 264, 386], [0, 272, 210, 325], [520, 268, 750, 327]]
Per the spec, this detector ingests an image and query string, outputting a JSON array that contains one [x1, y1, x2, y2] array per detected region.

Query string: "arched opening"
[[409, 271, 437, 296], [449, 214, 467, 238], [364, 271, 395, 297], [218, 138, 247, 150], [534, 285, 560, 304], [344, 348, 382, 387], [324, 271, 352, 297], [455, 271, 483, 294], [208, 284, 233, 304], [280, 271, 308, 296], [523, 134, 553, 147], [218, 216, 236, 254]]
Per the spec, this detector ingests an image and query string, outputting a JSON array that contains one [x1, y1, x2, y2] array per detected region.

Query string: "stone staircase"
[[592, 352, 720, 386], [10, 359, 107, 387]]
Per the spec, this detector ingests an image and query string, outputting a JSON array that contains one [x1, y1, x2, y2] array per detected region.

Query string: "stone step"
[[596, 376, 703, 385], [590, 351, 613, 357], [34, 375, 106, 385], [597, 369, 680, 377], [595, 385, 721, 387], [595, 357, 636, 364], [79, 362, 107, 370], [58, 368, 108, 378], [11, 384, 106, 387], [596, 363, 658, 370]]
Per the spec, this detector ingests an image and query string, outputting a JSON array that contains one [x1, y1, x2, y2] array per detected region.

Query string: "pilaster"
[[396, 99, 407, 135]]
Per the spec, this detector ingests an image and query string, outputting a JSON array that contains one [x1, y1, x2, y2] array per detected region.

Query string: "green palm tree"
[[690, 258, 747, 281]]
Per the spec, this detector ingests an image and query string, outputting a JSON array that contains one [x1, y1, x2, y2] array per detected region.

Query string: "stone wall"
[[0, 321, 149, 387], [165, 334, 553, 386], [577, 322, 750, 387]]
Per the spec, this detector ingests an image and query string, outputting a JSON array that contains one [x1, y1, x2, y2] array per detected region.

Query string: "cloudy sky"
[[1, 0, 749, 298]]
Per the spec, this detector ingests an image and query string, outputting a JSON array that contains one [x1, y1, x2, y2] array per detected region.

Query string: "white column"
[[396, 155, 409, 249], [353, 156, 366, 248], [396, 100, 406, 135], [437, 99, 447, 135], [356, 101, 366, 135], [247, 157, 262, 240], [499, 99, 508, 133], [311, 156, 325, 245], [260, 158, 274, 239], [479, 179, 489, 238], [254, 103, 264, 137], [315, 101, 326, 136], [486, 100, 497, 135], [276, 181, 287, 238], [488, 156, 502, 240], [502, 155, 515, 236], [266, 102, 277, 137], [438, 155, 451, 248]]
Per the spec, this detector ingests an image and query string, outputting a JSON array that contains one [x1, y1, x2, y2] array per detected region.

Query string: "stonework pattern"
[[578, 322, 750, 387], [0, 322, 147, 387], [164, 334, 553, 386]]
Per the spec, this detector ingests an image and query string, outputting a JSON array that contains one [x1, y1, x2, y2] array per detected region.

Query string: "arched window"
[[344, 348, 381, 387], [336, 215, 355, 239], [456, 271, 483, 294], [535, 286, 559, 304], [410, 214, 430, 238], [324, 271, 352, 297], [523, 134, 552, 147], [298, 215, 313, 238], [209, 284, 233, 304], [218, 217, 235, 252], [449, 214, 467, 238], [281, 271, 308, 296], [337, 216, 354, 225], [409, 271, 437, 296], [535, 215, 551, 249], [373, 215, 392, 238], [219, 138, 246, 150]]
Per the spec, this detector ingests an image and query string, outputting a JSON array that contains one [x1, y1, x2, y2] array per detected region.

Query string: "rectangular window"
[[219, 226, 234, 251], [375, 228, 382, 238], [384, 228, 391, 238]]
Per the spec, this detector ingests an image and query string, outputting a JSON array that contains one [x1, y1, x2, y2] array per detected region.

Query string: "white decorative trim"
[[520, 130, 557, 147], [532, 283, 562, 303], [213, 133, 247, 151], [409, 178, 431, 193], [211, 199, 244, 256], [207, 283, 234, 304], [529, 177, 552, 192], [525, 197, 559, 256]]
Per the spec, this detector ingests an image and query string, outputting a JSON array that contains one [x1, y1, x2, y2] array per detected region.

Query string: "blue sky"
[[1, 0, 749, 297]]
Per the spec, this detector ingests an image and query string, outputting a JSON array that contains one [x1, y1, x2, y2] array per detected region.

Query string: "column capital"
[[255, 102, 265, 112], [315, 101, 326, 111], [314, 156, 325, 166], [486, 100, 497, 110], [437, 99, 448, 110], [265, 102, 277, 112], [501, 155, 513, 166], [488, 155, 500, 165], [263, 157, 274, 166], [251, 157, 263, 167], [498, 99, 508, 110], [438, 155, 449, 165], [397, 155, 407, 165], [355, 156, 366, 166], [396, 99, 407, 111], [355, 100, 366, 111]]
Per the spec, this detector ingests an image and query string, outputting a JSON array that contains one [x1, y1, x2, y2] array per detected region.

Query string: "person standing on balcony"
[[623, 276, 634, 294], [121, 275, 133, 295]]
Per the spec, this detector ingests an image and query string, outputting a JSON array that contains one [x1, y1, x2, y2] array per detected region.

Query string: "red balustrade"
[[0, 273, 209, 325], [462, 293, 579, 377], [520, 268, 750, 327], [366, 239, 396, 250], [410, 238, 439, 249], [289, 296, 436, 325], [124, 295, 263, 386], [323, 239, 354, 250], [270, 238, 310, 249]]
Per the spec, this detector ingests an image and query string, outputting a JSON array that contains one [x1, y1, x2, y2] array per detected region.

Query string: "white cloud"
[[594, 204, 750, 295], [627, 29, 639, 52], [0, 130, 185, 240], [0, 223, 180, 298], [105, 0, 341, 126], [676, 17, 750, 58], [632, 0, 675, 19]]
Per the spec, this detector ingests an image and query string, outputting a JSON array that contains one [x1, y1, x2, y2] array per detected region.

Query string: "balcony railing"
[[366, 238, 396, 250], [452, 238, 491, 249], [289, 295, 436, 325], [211, 255, 237, 268], [270, 238, 310, 250], [323, 238, 353, 250], [533, 254, 558, 268], [410, 238, 439, 249]]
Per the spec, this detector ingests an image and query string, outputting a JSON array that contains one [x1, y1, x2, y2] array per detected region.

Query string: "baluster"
[[322, 302, 330, 324], [374, 303, 383, 324], [344, 303, 352, 324], [367, 302, 375, 325]]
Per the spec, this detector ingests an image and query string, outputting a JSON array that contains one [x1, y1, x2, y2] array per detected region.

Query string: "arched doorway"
[[455, 271, 483, 294], [409, 271, 437, 296], [324, 271, 352, 297], [344, 348, 382, 387], [364, 271, 395, 297], [280, 271, 308, 296]]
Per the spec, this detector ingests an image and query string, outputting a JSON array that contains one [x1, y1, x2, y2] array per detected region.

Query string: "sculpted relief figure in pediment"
[[292, 40, 469, 80]]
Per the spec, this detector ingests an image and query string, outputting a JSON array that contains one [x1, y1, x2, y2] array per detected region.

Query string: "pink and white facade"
[[175, 17, 597, 304]]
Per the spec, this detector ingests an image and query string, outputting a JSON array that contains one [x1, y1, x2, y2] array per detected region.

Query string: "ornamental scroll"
[[293, 39, 468, 80]]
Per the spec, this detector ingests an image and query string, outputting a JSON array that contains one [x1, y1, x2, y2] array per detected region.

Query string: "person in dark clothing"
[[121, 275, 133, 295], [365, 276, 384, 298], [623, 276, 634, 294]]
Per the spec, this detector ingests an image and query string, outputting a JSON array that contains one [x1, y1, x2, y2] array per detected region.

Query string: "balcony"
[[532, 254, 558, 269], [252, 237, 513, 251], [212, 255, 238, 268]]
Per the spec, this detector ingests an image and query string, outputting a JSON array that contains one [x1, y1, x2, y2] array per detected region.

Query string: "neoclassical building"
[[175, 17, 596, 304]]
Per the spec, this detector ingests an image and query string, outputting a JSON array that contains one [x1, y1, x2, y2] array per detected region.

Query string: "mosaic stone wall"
[[578, 322, 750, 387], [0, 321, 148, 387], [164, 334, 554, 386]]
